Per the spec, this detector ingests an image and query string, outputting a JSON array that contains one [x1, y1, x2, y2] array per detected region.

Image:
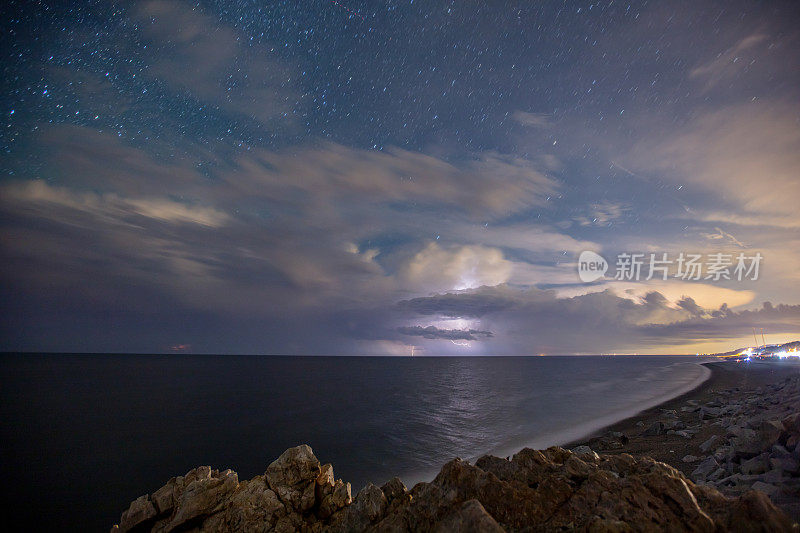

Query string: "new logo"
[[578, 251, 608, 283]]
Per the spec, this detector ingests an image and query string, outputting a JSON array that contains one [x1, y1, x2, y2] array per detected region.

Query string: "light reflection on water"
[[0, 354, 708, 530]]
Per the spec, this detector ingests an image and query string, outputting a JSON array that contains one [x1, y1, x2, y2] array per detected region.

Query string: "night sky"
[[2, 0, 799, 355]]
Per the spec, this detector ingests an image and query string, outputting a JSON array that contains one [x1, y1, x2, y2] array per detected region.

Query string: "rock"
[[770, 456, 799, 474], [151, 477, 177, 515], [663, 419, 687, 431], [433, 499, 504, 533], [708, 468, 726, 481], [729, 426, 763, 458], [759, 419, 785, 446], [745, 414, 765, 429], [740, 454, 769, 475], [587, 431, 629, 450], [642, 421, 663, 436], [724, 490, 792, 531], [713, 445, 732, 463], [316, 463, 334, 486], [213, 476, 283, 531], [381, 476, 407, 504], [692, 456, 719, 481], [118, 495, 157, 532], [352, 483, 388, 523], [781, 413, 800, 434], [320, 479, 352, 519], [113, 444, 795, 532], [728, 425, 758, 440], [762, 469, 784, 484], [571, 445, 600, 460], [771, 444, 791, 457], [609, 430, 627, 441], [751, 481, 780, 497], [167, 468, 239, 529], [675, 430, 693, 439], [564, 455, 593, 478], [265, 444, 320, 511], [266, 444, 319, 491], [700, 406, 721, 419], [700, 435, 720, 453], [682, 455, 702, 463]]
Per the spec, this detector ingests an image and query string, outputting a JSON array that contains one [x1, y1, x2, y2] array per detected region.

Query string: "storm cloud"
[[2, 0, 799, 354]]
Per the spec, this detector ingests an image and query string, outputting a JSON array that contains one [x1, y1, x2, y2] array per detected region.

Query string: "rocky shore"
[[113, 361, 800, 532], [575, 362, 800, 522]]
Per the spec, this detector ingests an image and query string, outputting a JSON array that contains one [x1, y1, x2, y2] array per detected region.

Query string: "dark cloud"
[[641, 302, 800, 342], [395, 286, 800, 354], [676, 297, 706, 318], [397, 326, 493, 341], [398, 285, 525, 318]]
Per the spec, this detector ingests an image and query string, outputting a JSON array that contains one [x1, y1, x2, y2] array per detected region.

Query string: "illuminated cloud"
[[1, 180, 231, 228], [402, 242, 513, 291]]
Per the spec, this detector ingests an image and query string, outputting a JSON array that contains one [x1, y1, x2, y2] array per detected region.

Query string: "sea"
[[0, 354, 710, 531]]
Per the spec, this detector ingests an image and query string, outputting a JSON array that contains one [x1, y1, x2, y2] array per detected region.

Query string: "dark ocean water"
[[0, 354, 709, 531]]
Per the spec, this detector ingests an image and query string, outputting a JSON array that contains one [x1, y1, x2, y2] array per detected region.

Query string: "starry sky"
[[2, 0, 799, 355]]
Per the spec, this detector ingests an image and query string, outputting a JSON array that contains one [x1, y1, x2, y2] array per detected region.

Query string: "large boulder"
[[265, 444, 321, 511]]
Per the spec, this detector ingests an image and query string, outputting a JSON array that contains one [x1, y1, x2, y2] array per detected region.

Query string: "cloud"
[[402, 242, 513, 291], [0, 125, 569, 323], [676, 296, 706, 318], [1, 180, 230, 227], [611, 282, 756, 312], [241, 143, 558, 217], [396, 325, 493, 341], [395, 285, 800, 354], [574, 201, 630, 227], [131, 0, 295, 124], [641, 301, 800, 342], [701, 227, 746, 248], [689, 33, 767, 92], [398, 285, 532, 318], [512, 111, 552, 128], [625, 101, 800, 228]]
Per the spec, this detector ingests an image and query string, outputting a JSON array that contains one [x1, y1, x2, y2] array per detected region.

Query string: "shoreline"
[[550, 359, 713, 451], [569, 359, 800, 519], [563, 358, 719, 451], [396, 357, 713, 488]]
